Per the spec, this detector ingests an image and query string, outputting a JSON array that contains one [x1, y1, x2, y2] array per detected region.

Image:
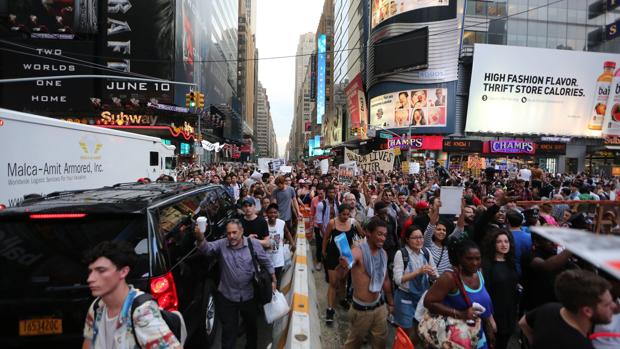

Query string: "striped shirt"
[[423, 224, 452, 275]]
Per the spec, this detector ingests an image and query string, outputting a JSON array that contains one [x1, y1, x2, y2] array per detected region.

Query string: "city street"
[[2, 0, 620, 348]]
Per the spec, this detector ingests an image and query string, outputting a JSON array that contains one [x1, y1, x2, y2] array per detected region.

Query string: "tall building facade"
[[332, 0, 368, 144], [289, 33, 316, 160], [238, 0, 257, 139], [255, 81, 272, 157], [312, 0, 335, 154]]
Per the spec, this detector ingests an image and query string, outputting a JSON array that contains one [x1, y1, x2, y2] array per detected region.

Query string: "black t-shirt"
[[526, 303, 594, 349], [241, 216, 269, 239]]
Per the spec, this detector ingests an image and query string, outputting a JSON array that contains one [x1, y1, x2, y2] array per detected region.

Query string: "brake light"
[[29, 213, 87, 219], [0, 204, 6, 210], [150, 272, 178, 311]]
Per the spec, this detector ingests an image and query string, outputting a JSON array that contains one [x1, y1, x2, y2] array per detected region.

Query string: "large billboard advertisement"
[[5, 0, 98, 38], [322, 105, 343, 146], [370, 87, 448, 128], [100, 0, 175, 106], [371, 0, 449, 29], [466, 44, 620, 137], [345, 73, 366, 128], [0, 39, 96, 112], [317, 34, 326, 125]]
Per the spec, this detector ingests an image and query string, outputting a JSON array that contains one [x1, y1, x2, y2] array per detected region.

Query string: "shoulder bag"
[[247, 238, 274, 305], [418, 271, 482, 349]]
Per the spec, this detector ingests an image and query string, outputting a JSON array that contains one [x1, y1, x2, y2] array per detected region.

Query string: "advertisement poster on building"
[[370, 88, 448, 129], [602, 68, 620, 139], [466, 44, 620, 137], [0, 39, 95, 112], [345, 148, 395, 172], [345, 73, 367, 128], [322, 106, 343, 146], [371, 0, 449, 29], [6, 0, 98, 37], [338, 163, 357, 185], [387, 135, 443, 150]]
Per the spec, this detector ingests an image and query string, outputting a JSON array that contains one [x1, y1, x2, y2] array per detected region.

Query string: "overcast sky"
[[256, 0, 323, 157]]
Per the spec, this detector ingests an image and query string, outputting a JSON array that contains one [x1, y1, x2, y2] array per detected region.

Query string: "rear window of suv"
[[0, 214, 148, 299]]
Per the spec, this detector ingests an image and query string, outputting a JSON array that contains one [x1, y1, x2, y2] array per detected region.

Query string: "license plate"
[[19, 318, 62, 336]]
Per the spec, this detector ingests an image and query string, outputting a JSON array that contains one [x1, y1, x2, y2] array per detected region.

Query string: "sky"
[[256, 0, 324, 158]]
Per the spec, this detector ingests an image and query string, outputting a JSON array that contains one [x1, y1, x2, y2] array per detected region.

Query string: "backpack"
[[92, 293, 185, 347], [400, 246, 431, 268]]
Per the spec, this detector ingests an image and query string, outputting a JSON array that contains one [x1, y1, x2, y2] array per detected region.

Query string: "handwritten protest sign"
[[344, 148, 395, 172]]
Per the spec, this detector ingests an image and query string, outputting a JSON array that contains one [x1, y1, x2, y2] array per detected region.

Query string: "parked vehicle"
[[0, 108, 176, 208], [0, 182, 239, 348]]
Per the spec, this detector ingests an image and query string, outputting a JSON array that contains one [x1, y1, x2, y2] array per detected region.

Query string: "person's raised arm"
[[530, 249, 572, 272]]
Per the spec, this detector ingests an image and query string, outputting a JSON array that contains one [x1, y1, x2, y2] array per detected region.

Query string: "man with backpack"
[[82, 241, 183, 349]]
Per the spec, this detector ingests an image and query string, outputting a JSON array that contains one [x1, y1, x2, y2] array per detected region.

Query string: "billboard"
[[370, 87, 448, 128], [345, 73, 367, 128], [317, 34, 326, 124], [100, 0, 175, 106], [5, 0, 98, 37], [371, 0, 449, 29], [322, 105, 343, 146], [466, 44, 620, 137], [0, 39, 95, 112]]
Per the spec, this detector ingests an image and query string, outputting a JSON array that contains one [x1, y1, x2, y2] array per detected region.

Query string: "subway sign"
[[607, 19, 620, 41]]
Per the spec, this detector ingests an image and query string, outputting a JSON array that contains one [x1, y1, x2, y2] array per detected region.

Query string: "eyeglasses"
[[409, 236, 424, 240]]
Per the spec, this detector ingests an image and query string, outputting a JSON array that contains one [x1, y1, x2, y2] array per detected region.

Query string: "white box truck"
[[0, 108, 177, 207]]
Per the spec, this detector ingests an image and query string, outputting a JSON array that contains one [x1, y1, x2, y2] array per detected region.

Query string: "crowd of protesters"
[[127, 160, 620, 349]]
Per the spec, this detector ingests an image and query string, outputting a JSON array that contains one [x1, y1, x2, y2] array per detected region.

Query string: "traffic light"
[[197, 92, 205, 109], [186, 92, 196, 108]]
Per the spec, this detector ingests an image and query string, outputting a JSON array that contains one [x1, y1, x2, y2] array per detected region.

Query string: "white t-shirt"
[[267, 218, 286, 268], [518, 168, 532, 181]]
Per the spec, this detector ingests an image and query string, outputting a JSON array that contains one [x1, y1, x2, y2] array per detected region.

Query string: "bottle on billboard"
[[602, 67, 620, 138], [588, 61, 616, 130]]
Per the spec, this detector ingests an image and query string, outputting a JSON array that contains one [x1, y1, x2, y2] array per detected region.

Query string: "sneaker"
[[339, 299, 350, 310], [325, 308, 335, 325]]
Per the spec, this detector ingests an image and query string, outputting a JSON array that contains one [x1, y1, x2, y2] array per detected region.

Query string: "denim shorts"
[[393, 288, 422, 329]]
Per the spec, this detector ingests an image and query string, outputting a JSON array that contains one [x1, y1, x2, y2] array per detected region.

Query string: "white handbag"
[[263, 291, 290, 324]]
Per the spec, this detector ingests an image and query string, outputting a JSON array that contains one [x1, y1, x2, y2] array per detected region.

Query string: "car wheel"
[[203, 279, 217, 346]]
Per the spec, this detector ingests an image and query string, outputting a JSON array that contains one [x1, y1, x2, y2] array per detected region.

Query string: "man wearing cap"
[[412, 201, 431, 232], [240, 197, 270, 245]]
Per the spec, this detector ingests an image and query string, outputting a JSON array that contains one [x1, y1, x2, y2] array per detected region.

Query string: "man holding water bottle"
[[194, 218, 275, 349]]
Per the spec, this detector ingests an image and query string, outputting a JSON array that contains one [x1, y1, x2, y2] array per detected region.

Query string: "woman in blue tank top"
[[424, 240, 496, 349]]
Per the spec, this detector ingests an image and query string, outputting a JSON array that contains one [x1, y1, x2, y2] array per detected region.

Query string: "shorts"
[[393, 288, 422, 329]]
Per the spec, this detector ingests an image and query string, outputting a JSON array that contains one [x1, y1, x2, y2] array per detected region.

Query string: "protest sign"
[[439, 186, 463, 215], [338, 163, 356, 185], [401, 161, 410, 174], [344, 148, 395, 172], [269, 159, 285, 172], [258, 158, 275, 172], [280, 165, 292, 174], [410, 162, 420, 174], [320, 159, 329, 174], [531, 227, 620, 280]]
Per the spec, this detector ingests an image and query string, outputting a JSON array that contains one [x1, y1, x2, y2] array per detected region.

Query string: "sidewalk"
[[310, 245, 396, 348]]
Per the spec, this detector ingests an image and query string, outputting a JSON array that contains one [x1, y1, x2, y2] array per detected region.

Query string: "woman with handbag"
[[482, 229, 519, 349], [422, 239, 497, 349]]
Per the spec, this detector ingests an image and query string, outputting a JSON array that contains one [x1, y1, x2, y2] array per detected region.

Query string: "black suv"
[[0, 182, 239, 348]]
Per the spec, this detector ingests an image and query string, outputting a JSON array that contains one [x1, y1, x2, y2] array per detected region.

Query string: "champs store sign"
[[387, 135, 443, 150], [345, 148, 395, 172]]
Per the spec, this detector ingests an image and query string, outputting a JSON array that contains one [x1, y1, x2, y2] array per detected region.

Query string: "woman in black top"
[[482, 229, 519, 349]]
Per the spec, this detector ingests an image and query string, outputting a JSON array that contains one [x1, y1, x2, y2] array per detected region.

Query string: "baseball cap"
[[242, 197, 256, 206], [415, 201, 430, 211]]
